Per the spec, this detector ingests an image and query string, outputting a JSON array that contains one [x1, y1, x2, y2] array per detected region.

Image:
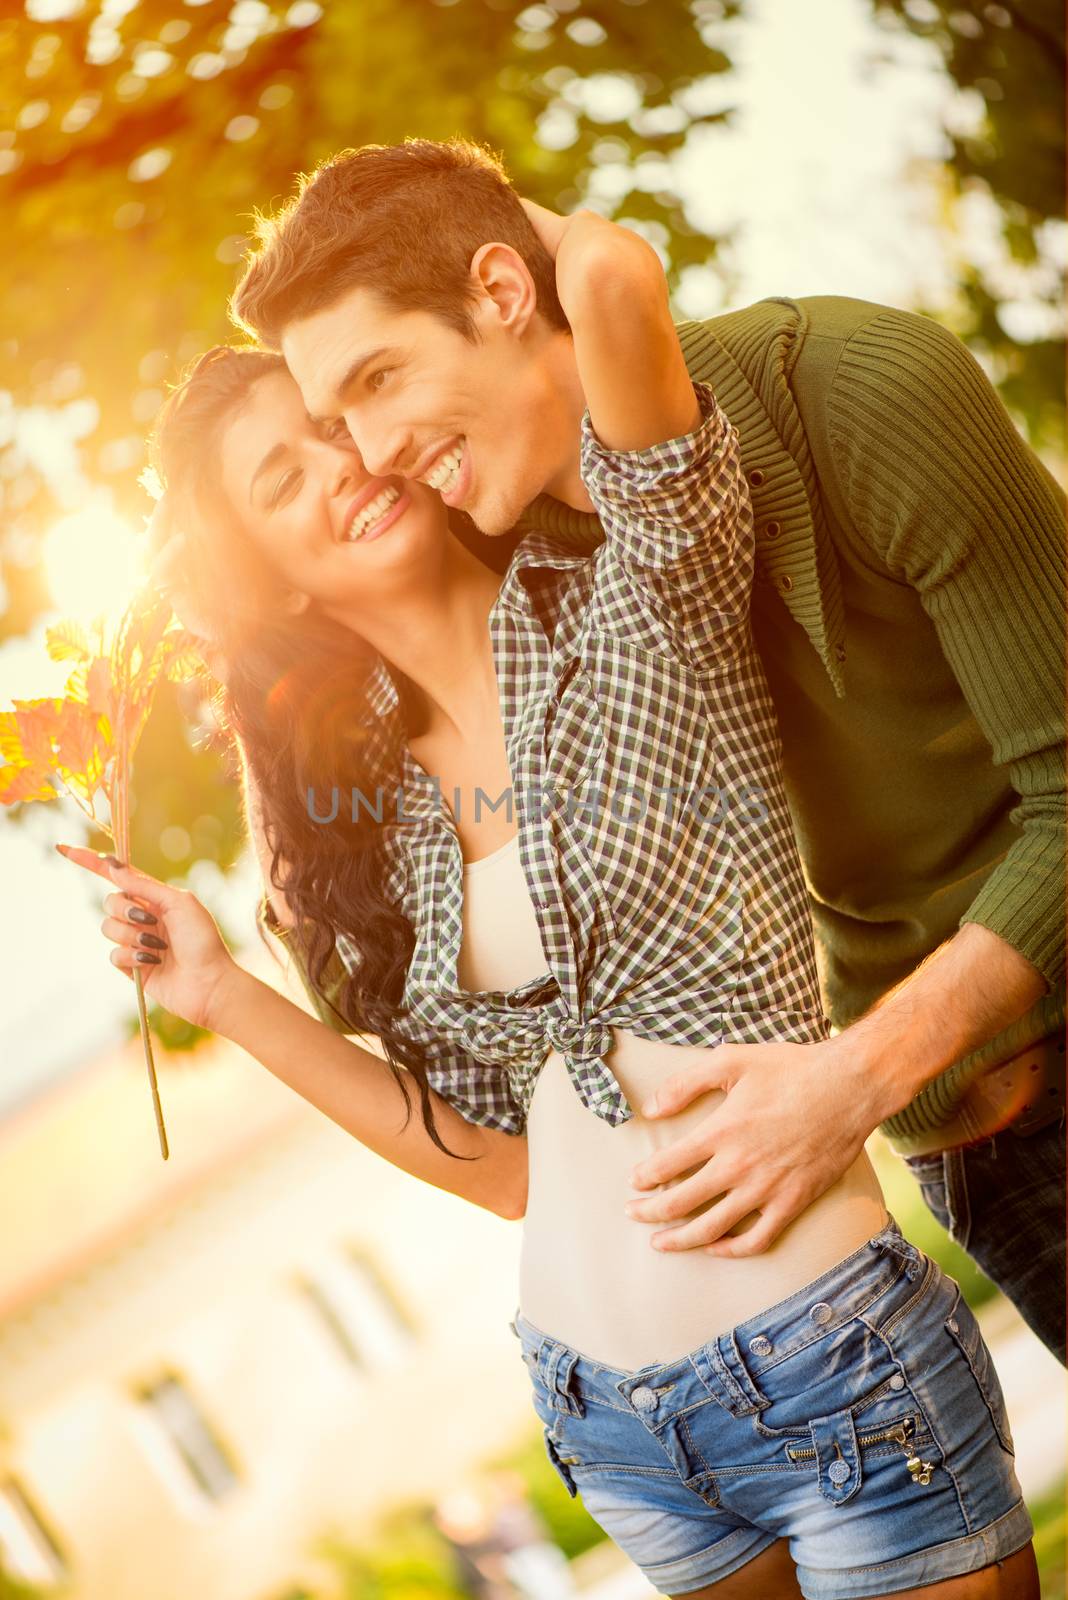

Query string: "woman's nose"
[[312, 433, 370, 495]]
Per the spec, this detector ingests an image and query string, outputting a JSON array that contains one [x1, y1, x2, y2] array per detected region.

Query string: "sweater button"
[[763, 520, 782, 539], [748, 467, 767, 487], [834, 643, 847, 663], [777, 574, 794, 593]]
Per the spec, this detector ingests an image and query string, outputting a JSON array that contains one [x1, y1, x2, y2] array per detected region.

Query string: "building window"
[[135, 1374, 239, 1501], [0, 1475, 67, 1587], [297, 1246, 416, 1371]]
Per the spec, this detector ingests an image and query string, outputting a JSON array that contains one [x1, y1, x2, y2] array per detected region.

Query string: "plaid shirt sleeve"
[[578, 378, 755, 674]]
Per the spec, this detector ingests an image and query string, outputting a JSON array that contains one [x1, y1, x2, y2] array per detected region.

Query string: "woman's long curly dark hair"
[[148, 345, 491, 1161]]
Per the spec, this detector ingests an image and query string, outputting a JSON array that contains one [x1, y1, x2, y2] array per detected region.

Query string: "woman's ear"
[[281, 588, 312, 617]]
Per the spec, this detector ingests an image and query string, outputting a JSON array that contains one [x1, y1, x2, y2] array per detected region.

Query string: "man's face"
[[281, 278, 567, 537]]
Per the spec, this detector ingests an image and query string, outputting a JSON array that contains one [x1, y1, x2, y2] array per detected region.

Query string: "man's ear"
[[281, 588, 312, 617], [469, 241, 537, 336]]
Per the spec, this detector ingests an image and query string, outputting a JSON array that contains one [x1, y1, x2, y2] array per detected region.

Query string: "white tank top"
[[457, 834, 888, 1371]]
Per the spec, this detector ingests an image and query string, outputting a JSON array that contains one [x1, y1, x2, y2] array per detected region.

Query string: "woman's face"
[[219, 366, 451, 611]]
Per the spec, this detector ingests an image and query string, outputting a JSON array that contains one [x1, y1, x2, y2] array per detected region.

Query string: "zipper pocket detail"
[[787, 1416, 936, 1485], [787, 1416, 915, 1462]]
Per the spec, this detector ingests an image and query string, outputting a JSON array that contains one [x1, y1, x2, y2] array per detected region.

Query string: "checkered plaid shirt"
[[327, 380, 829, 1134]]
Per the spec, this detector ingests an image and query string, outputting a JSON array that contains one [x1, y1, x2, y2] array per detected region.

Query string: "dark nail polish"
[[139, 932, 167, 951], [134, 951, 161, 964], [128, 906, 158, 925]]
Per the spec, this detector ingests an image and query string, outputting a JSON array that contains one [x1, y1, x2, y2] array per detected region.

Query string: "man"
[[231, 137, 1065, 1361]]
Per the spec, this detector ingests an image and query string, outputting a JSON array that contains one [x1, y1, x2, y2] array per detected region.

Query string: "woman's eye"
[[367, 368, 392, 392], [323, 418, 350, 440], [270, 468, 301, 507]]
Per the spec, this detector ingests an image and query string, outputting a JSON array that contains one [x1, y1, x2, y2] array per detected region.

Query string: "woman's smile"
[[340, 481, 412, 546]]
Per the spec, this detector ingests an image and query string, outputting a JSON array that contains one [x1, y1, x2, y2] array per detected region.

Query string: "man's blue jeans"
[[904, 1114, 1066, 1365]]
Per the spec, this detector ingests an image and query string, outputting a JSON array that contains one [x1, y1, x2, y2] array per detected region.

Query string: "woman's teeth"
[[345, 485, 401, 542], [424, 442, 464, 495]]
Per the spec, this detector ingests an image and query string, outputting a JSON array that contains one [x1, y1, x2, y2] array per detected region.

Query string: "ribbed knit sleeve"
[[825, 307, 1066, 985]]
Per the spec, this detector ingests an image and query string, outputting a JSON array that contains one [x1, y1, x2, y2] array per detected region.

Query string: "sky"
[[0, 0, 1008, 1112]]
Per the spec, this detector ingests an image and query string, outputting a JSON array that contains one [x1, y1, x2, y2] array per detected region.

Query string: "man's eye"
[[322, 418, 351, 440]]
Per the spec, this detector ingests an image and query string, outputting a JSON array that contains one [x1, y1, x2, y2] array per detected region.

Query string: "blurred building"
[[0, 942, 533, 1600]]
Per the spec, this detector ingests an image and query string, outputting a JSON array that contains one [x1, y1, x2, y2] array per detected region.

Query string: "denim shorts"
[[509, 1218, 1031, 1598]]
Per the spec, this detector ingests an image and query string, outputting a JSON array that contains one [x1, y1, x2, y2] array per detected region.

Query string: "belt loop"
[[721, 1331, 770, 1413], [871, 1219, 922, 1279], [692, 1333, 768, 1416], [539, 1340, 586, 1417]]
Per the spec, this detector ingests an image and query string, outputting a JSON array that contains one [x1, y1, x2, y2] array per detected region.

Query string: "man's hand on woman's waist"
[[624, 922, 1048, 1255]]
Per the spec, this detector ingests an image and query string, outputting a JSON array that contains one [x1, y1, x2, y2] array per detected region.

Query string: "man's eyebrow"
[[309, 346, 396, 422], [249, 442, 287, 504]]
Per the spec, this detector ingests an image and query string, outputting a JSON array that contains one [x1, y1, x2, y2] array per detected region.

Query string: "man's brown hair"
[[230, 137, 569, 349]]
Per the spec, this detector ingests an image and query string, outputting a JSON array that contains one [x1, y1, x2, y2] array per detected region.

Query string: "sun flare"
[[42, 503, 146, 628]]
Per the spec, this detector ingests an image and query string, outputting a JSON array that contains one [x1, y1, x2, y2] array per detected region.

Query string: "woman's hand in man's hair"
[[518, 197, 665, 325]]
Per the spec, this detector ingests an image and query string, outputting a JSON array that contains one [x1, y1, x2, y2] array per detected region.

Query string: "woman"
[[59, 208, 1036, 1599]]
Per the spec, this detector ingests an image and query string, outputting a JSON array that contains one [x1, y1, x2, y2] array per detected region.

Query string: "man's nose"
[[342, 409, 409, 480]]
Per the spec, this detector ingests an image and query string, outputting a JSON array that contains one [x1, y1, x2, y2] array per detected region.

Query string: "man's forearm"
[[210, 966, 528, 1220], [840, 920, 1049, 1126]]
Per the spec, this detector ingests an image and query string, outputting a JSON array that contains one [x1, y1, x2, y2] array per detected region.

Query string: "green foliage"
[[316, 1506, 471, 1600], [0, 1569, 50, 1600], [1032, 1478, 1067, 1600], [484, 1429, 607, 1560], [871, 0, 1066, 454], [308, 1420, 608, 1599]]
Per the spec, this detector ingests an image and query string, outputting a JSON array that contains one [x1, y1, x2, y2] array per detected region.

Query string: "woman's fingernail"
[[105, 855, 127, 869], [139, 932, 167, 951], [55, 843, 69, 857], [127, 906, 158, 926], [134, 951, 161, 964]]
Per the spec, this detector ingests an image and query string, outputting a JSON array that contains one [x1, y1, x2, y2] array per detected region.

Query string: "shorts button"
[[828, 1459, 851, 1486], [809, 1302, 833, 1326], [890, 1373, 906, 1391], [947, 1317, 959, 1333], [748, 1335, 773, 1357], [630, 1385, 659, 1412]]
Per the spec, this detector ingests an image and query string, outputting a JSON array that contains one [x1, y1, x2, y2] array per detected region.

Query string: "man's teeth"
[[345, 485, 401, 542], [423, 443, 464, 494]]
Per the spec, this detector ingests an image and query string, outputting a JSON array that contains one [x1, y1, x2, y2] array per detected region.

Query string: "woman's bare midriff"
[[456, 831, 887, 1374], [521, 1030, 887, 1371]]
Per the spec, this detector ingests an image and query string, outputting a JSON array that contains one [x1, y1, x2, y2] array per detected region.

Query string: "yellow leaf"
[[45, 620, 91, 664]]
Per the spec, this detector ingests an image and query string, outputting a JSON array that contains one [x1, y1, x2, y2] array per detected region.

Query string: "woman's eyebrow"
[[249, 443, 287, 503]]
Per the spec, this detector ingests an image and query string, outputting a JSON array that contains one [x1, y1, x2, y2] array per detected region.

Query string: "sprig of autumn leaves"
[[0, 591, 203, 819], [0, 586, 209, 1160]]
